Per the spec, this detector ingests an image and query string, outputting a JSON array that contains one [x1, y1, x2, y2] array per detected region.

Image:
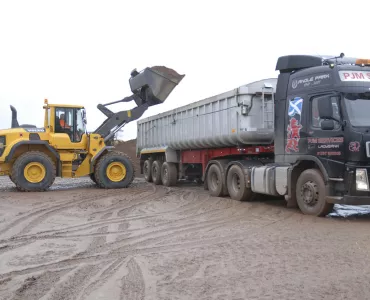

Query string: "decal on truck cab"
[[286, 97, 303, 153], [349, 141, 360, 152], [339, 71, 370, 82]]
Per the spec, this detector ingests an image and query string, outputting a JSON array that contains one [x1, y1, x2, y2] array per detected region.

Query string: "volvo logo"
[[292, 79, 298, 89]]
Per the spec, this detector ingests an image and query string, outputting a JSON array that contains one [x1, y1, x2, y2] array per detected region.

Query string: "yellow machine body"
[[0, 100, 107, 179]]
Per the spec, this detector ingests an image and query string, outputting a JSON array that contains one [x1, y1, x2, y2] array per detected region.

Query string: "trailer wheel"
[[226, 165, 255, 201], [143, 159, 153, 182], [151, 160, 162, 185], [206, 164, 223, 197], [11, 151, 56, 192], [296, 169, 334, 216], [161, 162, 177, 187], [94, 151, 135, 189]]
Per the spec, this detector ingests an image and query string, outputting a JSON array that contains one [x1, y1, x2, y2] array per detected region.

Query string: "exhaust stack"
[[10, 105, 20, 128]]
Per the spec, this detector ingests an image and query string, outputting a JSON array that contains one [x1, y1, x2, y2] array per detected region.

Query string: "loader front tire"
[[11, 151, 56, 192], [94, 151, 135, 189]]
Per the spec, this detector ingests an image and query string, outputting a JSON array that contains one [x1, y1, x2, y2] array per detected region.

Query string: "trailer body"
[[137, 78, 276, 151]]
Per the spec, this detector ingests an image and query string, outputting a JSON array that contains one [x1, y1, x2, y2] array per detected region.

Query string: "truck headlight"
[[356, 169, 369, 191]]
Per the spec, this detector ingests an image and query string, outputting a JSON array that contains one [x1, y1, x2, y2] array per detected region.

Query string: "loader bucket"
[[129, 66, 185, 106]]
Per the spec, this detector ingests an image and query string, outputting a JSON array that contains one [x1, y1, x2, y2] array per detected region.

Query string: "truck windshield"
[[344, 93, 370, 127]]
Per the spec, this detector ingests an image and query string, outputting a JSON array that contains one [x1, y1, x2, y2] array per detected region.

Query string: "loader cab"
[[44, 100, 87, 148], [54, 107, 86, 142]]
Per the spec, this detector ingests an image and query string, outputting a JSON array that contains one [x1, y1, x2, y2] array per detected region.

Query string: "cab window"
[[311, 96, 341, 129], [55, 108, 86, 142]]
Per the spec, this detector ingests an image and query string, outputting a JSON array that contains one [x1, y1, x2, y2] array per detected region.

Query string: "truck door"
[[306, 94, 345, 178]]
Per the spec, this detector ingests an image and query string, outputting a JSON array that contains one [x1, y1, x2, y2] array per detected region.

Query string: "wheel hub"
[[24, 162, 46, 183], [106, 162, 126, 182], [301, 181, 318, 206], [211, 173, 219, 188], [231, 173, 241, 192], [163, 168, 168, 181]]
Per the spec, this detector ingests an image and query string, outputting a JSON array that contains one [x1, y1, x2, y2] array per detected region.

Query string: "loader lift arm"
[[93, 66, 185, 142]]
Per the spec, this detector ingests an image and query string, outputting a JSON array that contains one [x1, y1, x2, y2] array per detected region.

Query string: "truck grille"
[[0, 136, 5, 157]]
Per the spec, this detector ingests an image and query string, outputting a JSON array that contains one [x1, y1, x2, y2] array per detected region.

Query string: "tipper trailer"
[[137, 54, 370, 216]]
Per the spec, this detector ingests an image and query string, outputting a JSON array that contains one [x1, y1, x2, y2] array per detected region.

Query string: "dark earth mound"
[[114, 139, 141, 174]]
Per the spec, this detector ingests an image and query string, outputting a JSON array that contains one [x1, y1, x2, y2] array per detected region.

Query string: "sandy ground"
[[1, 177, 370, 299]]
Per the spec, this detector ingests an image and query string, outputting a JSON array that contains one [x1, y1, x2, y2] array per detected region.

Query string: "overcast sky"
[[1, 0, 369, 141]]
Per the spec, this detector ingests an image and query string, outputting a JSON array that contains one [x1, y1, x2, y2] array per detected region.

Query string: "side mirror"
[[317, 96, 334, 119], [321, 119, 335, 130]]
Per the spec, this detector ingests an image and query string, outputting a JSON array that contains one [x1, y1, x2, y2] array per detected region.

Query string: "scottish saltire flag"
[[288, 97, 303, 117]]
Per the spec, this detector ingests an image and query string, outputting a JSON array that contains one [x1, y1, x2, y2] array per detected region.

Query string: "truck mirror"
[[317, 96, 333, 119], [320, 119, 335, 130]]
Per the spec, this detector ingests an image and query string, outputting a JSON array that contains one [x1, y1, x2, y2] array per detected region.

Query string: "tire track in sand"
[[0, 189, 128, 238], [79, 258, 127, 300], [0, 212, 295, 281], [4, 184, 162, 240], [120, 258, 145, 300]]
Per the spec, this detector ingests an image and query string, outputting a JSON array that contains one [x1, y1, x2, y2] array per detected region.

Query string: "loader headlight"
[[356, 168, 369, 191]]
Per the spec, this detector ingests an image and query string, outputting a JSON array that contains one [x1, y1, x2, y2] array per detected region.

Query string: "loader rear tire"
[[143, 159, 153, 182], [226, 164, 255, 201], [94, 151, 135, 189], [207, 164, 223, 197], [89, 173, 97, 184], [11, 151, 56, 192], [151, 160, 162, 185], [161, 162, 177, 187]]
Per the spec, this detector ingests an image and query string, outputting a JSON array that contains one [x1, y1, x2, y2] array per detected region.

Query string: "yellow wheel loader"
[[0, 66, 184, 192]]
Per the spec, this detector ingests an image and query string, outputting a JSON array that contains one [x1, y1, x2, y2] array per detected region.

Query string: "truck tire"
[[207, 164, 223, 197], [296, 168, 334, 216], [226, 164, 255, 201], [151, 160, 162, 185], [94, 151, 135, 189], [161, 162, 177, 187], [11, 151, 56, 192], [143, 159, 153, 182]]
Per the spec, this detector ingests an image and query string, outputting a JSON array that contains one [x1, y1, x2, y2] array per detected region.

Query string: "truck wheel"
[[161, 162, 177, 187], [9, 174, 14, 183], [143, 159, 153, 182], [227, 165, 255, 201], [89, 173, 97, 184], [94, 151, 135, 189], [11, 151, 56, 192], [151, 160, 162, 185], [296, 169, 334, 216], [207, 164, 223, 197]]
